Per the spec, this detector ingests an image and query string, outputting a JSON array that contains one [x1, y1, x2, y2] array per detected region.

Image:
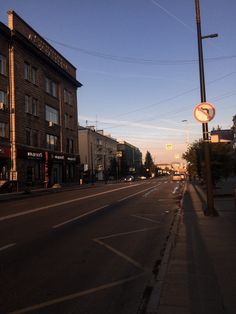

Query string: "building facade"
[[0, 11, 82, 189], [78, 126, 118, 181], [117, 141, 142, 177]]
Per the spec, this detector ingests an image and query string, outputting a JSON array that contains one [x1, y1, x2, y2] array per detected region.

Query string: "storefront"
[[0, 145, 11, 180], [17, 148, 45, 187], [47, 153, 80, 186]]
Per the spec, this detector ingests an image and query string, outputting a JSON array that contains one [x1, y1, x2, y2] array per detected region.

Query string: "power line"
[[46, 37, 236, 66]]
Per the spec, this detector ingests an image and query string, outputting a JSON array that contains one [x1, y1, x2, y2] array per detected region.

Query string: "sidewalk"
[[147, 180, 236, 314]]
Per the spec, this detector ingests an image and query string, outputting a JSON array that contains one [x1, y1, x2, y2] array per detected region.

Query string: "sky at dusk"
[[1, 0, 236, 163]]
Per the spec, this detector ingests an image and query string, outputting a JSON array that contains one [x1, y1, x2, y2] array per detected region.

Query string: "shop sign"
[[67, 157, 76, 162], [27, 151, 43, 159], [51, 154, 65, 160]]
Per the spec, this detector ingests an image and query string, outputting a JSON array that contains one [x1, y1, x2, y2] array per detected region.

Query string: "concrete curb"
[[144, 183, 186, 313]]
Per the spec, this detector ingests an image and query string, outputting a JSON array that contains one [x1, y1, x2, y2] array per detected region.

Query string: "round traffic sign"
[[194, 102, 215, 123]]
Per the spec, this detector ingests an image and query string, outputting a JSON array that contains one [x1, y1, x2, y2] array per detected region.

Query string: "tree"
[[144, 151, 156, 177], [183, 140, 234, 185]]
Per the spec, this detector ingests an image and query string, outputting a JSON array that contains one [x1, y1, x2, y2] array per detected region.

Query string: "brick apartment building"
[[0, 11, 82, 189]]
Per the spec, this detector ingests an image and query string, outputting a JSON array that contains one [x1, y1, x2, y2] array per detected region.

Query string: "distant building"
[[156, 163, 172, 174], [210, 129, 234, 143], [78, 126, 118, 181], [0, 11, 82, 189], [117, 141, 142, 177]]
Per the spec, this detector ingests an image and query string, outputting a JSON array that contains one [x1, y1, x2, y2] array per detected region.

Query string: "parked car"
[[122, 175, 135, 182]]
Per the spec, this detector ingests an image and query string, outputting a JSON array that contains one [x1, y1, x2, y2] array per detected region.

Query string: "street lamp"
[[181, 120, 189, 144], [194, 0, 218, 216]]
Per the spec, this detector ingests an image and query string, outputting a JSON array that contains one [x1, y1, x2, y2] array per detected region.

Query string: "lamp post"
[[194, 0, 218, 216], [182, 120, 189, 145]]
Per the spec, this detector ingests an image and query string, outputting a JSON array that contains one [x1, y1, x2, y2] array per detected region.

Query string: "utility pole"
[[194, 0, 218, 216]]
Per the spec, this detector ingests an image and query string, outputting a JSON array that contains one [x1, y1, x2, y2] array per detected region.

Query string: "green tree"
[[183, 140, 234, 184], [144, 151, 156, 177]]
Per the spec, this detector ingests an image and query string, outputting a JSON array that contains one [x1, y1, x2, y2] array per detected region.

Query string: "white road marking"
[[0, 243, 16, 252], [8, 273, 145, 314], [94, 238, 145, 270], [131, 214, 160, 224], [96, 226, 159, 241], [143, 184, 160, 198], [172, 186, 179, 194], [0, 183, 147, 222], [52, 205, 109, 229], [94, 226, 159, 271], [117, 185, 157, 202]]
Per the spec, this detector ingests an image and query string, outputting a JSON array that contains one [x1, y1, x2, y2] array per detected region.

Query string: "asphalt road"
[[0, 177, 184, 314]]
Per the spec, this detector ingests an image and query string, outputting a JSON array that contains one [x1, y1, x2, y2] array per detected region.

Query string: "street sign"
[[194, 102, 215, 123], [166, 144, 173, 150]]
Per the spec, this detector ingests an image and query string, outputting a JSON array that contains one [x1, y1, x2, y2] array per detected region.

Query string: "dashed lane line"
[[8, 273, 145, 314], [0, 243, 16, 252], [0, 183, 151, 222], [52, 205, 109, 229]]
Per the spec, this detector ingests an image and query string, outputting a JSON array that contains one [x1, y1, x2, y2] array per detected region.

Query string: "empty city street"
[[0, 178, 183, 314]]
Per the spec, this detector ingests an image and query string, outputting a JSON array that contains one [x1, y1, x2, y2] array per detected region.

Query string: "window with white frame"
[[45, 105, 59, 124], [0, 122, 9, 138], [0, 54, 7, 75]]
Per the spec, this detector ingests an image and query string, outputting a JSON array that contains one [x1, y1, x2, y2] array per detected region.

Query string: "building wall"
[[78, 127, 118, 181], [0, 12, 81, 189]]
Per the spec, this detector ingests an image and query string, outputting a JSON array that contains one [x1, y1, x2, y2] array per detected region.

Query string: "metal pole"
[[194, 0, 216, 216]]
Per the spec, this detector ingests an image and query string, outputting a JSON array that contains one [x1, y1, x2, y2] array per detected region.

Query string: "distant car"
[[139, 176, 147, 180], [172, 174, 182, 181]]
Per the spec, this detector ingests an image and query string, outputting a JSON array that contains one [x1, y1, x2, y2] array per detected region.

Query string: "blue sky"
[[1, 0, 236, 163]]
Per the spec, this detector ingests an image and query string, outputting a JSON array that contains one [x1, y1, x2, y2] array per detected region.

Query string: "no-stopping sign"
[[194, 102, 215, 123]]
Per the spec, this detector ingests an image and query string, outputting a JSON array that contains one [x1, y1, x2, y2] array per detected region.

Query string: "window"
[[32, 130, 39, 147], [0, 54, 7, 75], [26, 128, 31, 145], [52, 81, 57, 97], [25, 95, 38, 116], [66, 138, 74, 154], [25, 95, 30, 113], [32, 98, 38, 116], [45, 77, 58, 98], [64, 113, 69, 128], [0, 90, 7, 106], [0, 122, 8, 138], [64, 89, 72, 105], [24, 62, 30, 80], [31, 67, 37, 85], [45, 105, 59, 124], [46, 134, 58, 151]]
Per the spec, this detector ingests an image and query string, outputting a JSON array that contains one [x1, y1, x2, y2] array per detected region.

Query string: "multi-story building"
[[78, 126, 118, 181], [117, 141, 142, 177], [0, 11, 82, 189]]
